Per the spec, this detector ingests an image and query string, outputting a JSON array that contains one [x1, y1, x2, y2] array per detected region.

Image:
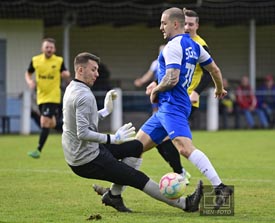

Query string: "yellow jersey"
[[187, 35, 208, 108], [29, 54, 64, 105]]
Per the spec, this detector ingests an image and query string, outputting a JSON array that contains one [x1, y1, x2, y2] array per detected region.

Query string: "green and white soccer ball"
[[159, 172, 186, 199]]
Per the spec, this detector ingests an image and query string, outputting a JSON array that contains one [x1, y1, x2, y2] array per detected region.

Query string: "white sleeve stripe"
[[198, 44, 211, 64]]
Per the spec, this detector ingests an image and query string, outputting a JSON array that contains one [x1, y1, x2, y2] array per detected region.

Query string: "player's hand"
[[189, 91, 199, 104], [104, 89, 117, 113], [27, 79, 36, 90], [111, 122, 136, 144], [215, 88, 227, 99], [150, 88, 159, 104], [134, 78, 143, 87], [146, 81, 157, 95], [98, 89, 117, 118]]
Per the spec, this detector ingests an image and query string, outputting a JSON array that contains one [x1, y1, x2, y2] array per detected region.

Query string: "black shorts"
[[39, 103, 59, 118], [69, 140, 149, 190]]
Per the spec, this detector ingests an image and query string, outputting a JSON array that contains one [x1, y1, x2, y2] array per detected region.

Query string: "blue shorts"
[[141, 111, 192, 144]]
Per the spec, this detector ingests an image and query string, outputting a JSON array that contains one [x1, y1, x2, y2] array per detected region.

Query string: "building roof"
[[0, 0, 274, 27]]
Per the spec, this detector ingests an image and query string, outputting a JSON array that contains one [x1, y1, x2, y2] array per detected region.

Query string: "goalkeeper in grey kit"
[[61, 52, 203, 213]]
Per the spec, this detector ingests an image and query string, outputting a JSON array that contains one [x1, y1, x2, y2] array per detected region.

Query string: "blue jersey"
[[141, 34, 213, 142], [157, 34, 212, 116]]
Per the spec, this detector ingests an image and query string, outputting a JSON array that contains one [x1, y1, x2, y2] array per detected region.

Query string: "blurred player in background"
[[62, 52, 203, 213], [184, 8, 213, 120], [25, 38, 70, 158], [134, 44, 165, 113]]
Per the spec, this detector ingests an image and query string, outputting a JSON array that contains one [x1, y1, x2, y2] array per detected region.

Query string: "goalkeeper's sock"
[[188, 149, 222, 186], [110, 157, 143, 196], [142, 179, 186, 210]]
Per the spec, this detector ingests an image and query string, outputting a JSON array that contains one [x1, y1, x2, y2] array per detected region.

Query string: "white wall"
[[45, 24, 275, 90], [0, 21, 273, 93], [0, 22, 271, 93], [199, 25, 275, 83], [46, 25, 164, 89], [199, 25, 250, 81], [0, 19, 43, 95]]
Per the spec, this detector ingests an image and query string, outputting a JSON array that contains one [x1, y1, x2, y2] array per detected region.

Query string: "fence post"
[[111, 88, 123, 132], [20, 90, 31, 135], [206, 87, 219, 131]]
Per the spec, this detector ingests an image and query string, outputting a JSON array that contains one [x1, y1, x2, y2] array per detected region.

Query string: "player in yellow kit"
[[25, 38, 70, 158], [185, 9, 213, 119]]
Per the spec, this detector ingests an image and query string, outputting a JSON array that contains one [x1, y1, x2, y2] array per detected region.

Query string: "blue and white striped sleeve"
[[164, 39, 182, 70]]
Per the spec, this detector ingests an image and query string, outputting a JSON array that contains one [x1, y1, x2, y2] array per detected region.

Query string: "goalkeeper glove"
[[98, 89, 117, 118], [108, 122, 136, 144]]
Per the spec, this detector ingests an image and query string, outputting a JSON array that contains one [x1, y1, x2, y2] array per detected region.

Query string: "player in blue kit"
[[139, 7, 232, 210], [93, 7, 233, 210]]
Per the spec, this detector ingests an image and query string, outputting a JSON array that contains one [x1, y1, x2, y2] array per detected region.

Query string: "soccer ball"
[[159, 172, 186, 199]]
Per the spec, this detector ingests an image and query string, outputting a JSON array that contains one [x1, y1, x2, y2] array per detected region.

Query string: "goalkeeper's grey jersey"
[[62, 79, 102, 166]]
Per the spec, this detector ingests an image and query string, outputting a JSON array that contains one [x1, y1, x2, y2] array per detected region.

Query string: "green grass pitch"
[[0, 130, 275, 223]]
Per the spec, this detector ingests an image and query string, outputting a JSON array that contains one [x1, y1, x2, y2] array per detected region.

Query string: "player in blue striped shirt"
[[138, 7, 232, 210]]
